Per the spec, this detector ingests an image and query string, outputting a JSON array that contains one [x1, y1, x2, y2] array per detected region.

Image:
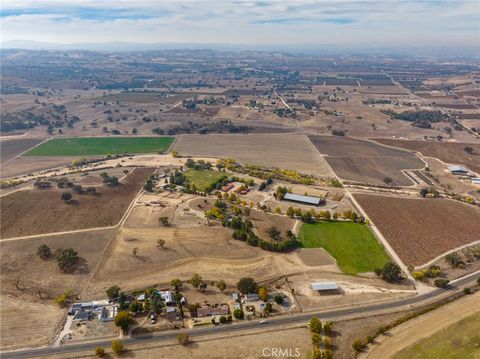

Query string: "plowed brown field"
[[354, 194, 480, 266], [0, 167, 154, 238], [373, 138, 480, 173]]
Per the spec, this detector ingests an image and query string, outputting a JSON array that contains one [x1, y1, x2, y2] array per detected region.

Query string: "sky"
[[1, 0, 479, 49]]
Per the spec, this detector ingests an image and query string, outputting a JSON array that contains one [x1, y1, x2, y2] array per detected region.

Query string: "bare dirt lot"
[[354, 194, 480, 267], [0, 138, 43, 163], [173, 133, 334, 177], [0, 229, 114, 349], [249, 210, 296, 241], [0, 167, 153, 238], [1, 156, 81, 178], [309, 136, 424, 186], [374, 138, 480, 173]]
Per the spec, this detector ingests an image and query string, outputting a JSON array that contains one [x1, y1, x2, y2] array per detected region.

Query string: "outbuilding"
[[310, 282, 339, 292], [283, 193, 323, 206], [448, 165, 469, 176]]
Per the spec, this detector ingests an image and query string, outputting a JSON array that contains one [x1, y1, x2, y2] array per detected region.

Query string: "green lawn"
[[299, 221, 390, 275], [183, 169, 227, 192], [24, 137, 175, 156], [394, 313, 480, 359]]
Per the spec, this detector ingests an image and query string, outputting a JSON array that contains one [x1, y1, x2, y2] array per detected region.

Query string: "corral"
[[173, 134, 334, 177], [299, 221, 390, 275], [0, 167, 153, 238], [24, 137, 175, 156], [373, 138, 480, 173], [354, 194, 480, 267], [308, 135, 424, 186]]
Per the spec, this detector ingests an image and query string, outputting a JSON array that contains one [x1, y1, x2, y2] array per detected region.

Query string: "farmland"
[[354, 194, 480, 267], [24, 137, 175, 156], [299, 221, 390, 275], [183, 169, 227, 192], [394, 313, 480, 359], [0, 229, 114, 349], [308, 135, 424, 186], [174, 134, 335, 177], [0, 167, 153, 238], [0, 138, 43, 163], [373, 138, 480, 173]]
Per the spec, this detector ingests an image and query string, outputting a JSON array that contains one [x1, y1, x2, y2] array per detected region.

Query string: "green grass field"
[[25, 137, 175, 156], [299, 221, 390, 275], [183, 169, 227, 192], [394, 313, 480, 359]]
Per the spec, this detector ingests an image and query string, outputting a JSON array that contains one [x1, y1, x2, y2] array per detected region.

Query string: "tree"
[[266, 226, 281, 240], [464, 146, 474, 154], [286, 207, 295, 218], [463, 287, 471, 295], [237, 277, 258, 294], [274, 294, 283, 305], [383, 177, 393, 185], [37, 244, 51, 260], [352, 339, 365, 352], [420, 188, 429, 197], [55, 248, 79, 273], [264, 302, 272, 314], [434, 278, 450, 288], [219, 315, 227, 324], [445, 252, 463, 268], [156, 238, 166, 249], [191, 274, 203, 289], [129, 300, 143, 314], [132, 247, 139, 257], [309, 317, 322, 334], [61, 192, 72, 203], [170, 278, 182, 290], [376, 262, 402, 283], [132, 127, 138, 134], [95, 346, 105, 357], [111, 340, 124, 355], [258, 287, 268, 302], [54, 289, 73, 307], [159, 216, 171, 227], [114, 311, 133, 334], [233, 308, 244, 319], [323, 321, 333, 335], [311, 333, 322, 347], [177, 332, 189, 345], [106, 285, 121, 299], [216, 279, 227, 292]]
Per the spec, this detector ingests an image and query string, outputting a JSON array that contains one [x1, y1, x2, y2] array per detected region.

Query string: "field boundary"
[[0, 167, 150, 242], [416, 239, 480, 269], [346, 190, 415, 285]]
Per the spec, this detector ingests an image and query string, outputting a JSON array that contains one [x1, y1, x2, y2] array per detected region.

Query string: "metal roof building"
[[283, 193, 322, 206], [310, 282, 338, 291], [447, 165, 469, 174]]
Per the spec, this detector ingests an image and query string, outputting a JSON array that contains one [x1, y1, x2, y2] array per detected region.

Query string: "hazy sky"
[[1, 0, 479, 48]]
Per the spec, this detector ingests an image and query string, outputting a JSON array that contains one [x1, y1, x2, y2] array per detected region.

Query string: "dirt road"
[[364, 291, 480, 359]]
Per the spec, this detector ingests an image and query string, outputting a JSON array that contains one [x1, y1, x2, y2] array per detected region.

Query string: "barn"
[[283, 193, 324, 206]]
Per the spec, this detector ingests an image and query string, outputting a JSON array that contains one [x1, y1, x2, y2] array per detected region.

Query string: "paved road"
[[3, 270, 478, 359]]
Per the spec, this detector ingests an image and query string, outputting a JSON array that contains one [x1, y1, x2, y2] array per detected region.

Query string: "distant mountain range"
[[2, 40, 479, 59]]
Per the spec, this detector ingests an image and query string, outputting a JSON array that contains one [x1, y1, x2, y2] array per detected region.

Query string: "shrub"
[[233, 308, 244, 320], [352, 339, 365, 352], [37, 244, 51, 260], [219, 315, 227, 324], [274, 294, 283, 304], [412, 271, 426, 281], [434, 279, 450, 288], [463, 287, 471, 295], [111, 340, 124, 355], [177, 332, 189, 345], [95, 346, 105, 357]]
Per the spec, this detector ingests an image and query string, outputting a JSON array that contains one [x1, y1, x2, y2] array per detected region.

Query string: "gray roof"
[[283, 193, 321, 205], [447, 165, 468, 173], [311, 282, 338, 291]]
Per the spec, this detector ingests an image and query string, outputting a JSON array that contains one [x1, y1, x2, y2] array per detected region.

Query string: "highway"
[[2, 270, 479, 359]]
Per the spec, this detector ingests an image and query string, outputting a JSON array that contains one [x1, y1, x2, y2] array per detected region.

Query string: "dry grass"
[[0, 167, 153, 238], [173, 133, 334, 177]]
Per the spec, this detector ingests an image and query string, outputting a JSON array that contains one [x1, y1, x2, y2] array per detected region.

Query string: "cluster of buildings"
[[447, 165, 479, 185]]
